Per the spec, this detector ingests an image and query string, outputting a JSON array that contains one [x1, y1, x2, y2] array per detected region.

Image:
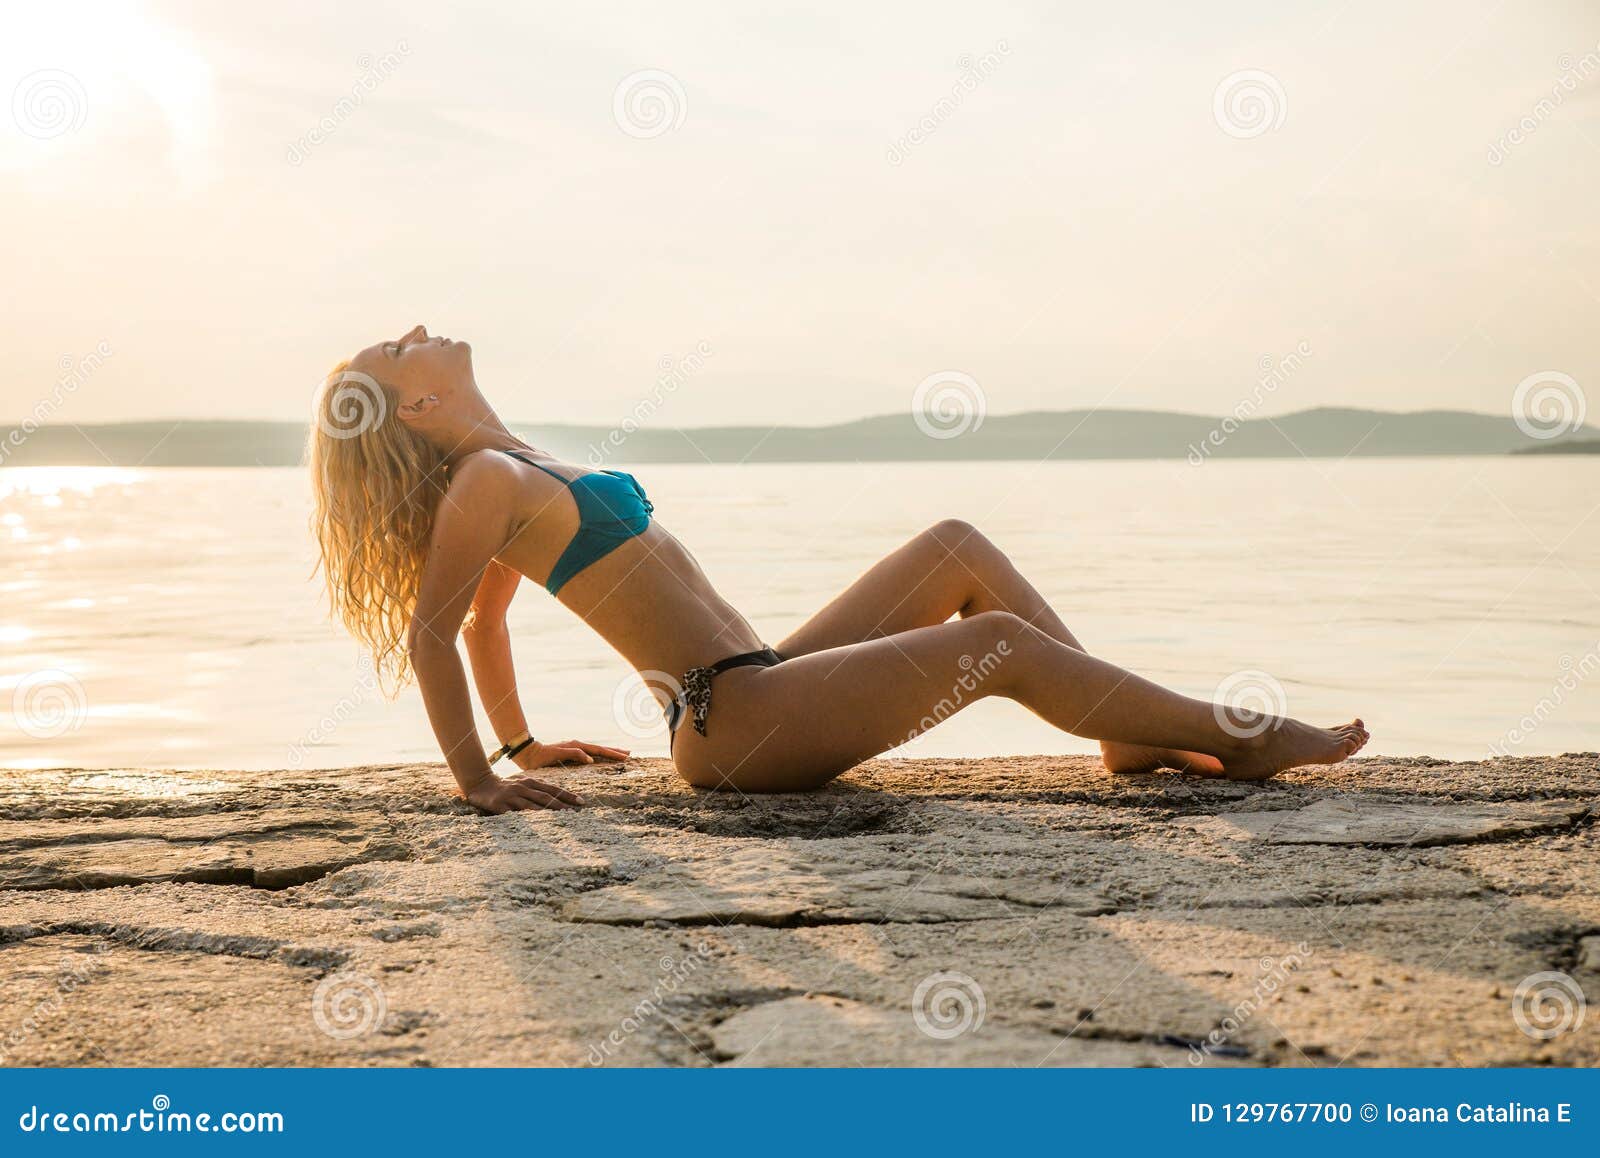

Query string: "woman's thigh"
[[674, 612, 1031, 792], [775, 522, 976, 657]]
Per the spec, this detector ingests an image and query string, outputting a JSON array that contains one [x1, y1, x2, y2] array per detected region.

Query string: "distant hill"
[[3, 408, 1596, 468], [1511, 438, 1600, 455]]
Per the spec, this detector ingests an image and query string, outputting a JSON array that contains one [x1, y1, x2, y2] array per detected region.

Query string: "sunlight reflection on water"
[[1, 459, 1596, 771]]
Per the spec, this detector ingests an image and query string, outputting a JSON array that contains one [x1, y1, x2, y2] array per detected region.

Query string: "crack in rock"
[[1185, 797, 1595, 847], [561, 847, 1114, 927], [0, 920, 348, 968], [709, 994, 1247, 1067], [618, 799, 907, 840], [0, 810, 410, 891]]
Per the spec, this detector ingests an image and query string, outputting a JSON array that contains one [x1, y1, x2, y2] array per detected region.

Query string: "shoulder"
[[433, 451, 524, 532], [443, 449, 520, 501]]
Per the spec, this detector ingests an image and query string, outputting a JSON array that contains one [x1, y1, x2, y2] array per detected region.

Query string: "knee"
[[956, 611, 1040, 691], [928, 517, 979, 545], [925, 518, 991, 564], [961, 609, 1034, 649]]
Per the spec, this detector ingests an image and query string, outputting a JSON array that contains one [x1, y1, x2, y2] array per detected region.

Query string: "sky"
[[3, 0, 1598, 428]]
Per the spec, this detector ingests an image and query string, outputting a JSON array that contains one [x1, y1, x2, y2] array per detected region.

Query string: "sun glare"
[[1, 0, 215, 182]]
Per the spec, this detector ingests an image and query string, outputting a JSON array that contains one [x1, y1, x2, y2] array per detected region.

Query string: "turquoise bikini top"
[[500, 450, 654, 595]]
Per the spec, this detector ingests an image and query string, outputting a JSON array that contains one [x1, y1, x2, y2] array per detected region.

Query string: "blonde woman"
[[309, 325, 1368, 814]]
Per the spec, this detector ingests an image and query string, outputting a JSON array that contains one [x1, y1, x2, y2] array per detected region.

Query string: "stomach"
[[537, 523, 768, 677]]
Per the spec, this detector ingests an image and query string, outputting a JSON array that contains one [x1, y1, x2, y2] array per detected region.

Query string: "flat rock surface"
[[1, 755, 1597, 1067], [1188, 797, 1595, 847]]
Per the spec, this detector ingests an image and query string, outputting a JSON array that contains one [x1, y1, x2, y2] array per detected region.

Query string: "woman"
[[310, 325, 1368, 814]]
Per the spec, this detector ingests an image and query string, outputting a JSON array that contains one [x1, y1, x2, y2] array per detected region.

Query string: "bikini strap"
[[500, 448, 569, 483]]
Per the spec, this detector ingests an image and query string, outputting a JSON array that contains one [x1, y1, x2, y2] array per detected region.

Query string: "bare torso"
[[482, 451, 766, 678]]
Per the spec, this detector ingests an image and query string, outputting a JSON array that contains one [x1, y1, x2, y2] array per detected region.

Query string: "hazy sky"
[[4, 0, 1598, 427]]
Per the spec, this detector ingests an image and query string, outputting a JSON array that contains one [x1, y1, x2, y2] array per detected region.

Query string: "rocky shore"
[[2, 755, 1597, 1067]]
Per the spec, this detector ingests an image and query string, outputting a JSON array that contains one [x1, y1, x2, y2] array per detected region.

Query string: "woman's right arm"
[[407, 455, 585, 813]]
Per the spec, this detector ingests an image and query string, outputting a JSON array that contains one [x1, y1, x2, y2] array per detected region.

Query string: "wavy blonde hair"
[[308, 361, 451, 693]]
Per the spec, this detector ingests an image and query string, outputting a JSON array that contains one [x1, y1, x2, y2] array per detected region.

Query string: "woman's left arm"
[[407, 456, 584, 812], [462, 560, 629, 770]]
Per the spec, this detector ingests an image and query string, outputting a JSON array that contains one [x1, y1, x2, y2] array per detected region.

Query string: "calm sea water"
[[1, 458, 1596, 771]]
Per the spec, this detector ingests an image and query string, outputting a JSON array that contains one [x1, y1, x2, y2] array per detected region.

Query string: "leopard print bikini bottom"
[[664, 647, 785, 743]]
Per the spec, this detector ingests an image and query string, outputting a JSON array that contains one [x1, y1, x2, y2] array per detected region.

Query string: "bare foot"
[[1219, 718, 1369, 781], [1101, 741, 1226, 777]]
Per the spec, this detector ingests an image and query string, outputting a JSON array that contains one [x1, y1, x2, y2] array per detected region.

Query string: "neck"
[[427, 408, 528, 466]]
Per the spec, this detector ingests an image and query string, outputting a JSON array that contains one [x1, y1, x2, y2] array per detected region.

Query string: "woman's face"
[[347, 324, 472, 407]]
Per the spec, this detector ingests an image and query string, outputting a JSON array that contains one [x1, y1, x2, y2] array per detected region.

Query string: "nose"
[[405, 324, 427, 344]]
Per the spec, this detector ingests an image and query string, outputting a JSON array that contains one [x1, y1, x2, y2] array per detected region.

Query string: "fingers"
[[506, 775, 587, 808], [546, 745, 595, 765], [548, 782, 587, 807], [571, 740, 630, 762], [510, 784, 570, 810]]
